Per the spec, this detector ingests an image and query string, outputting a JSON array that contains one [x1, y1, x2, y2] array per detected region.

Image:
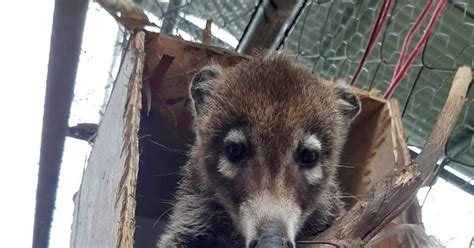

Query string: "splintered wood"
[[143, 33, 246, 140], [116, 31, 145, 248], [70, 31, 145, 248]]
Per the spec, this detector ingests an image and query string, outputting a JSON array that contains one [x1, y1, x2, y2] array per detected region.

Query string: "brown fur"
[[158, 53, 360, 247]]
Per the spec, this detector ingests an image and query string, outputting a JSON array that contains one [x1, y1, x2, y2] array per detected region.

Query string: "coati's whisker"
[[147, 139, 188, 155], [296, 240, 340, 247], [160, 200, 175, 206], [139, 134, 188, 155], [334, 165, 355, 169], [336, 162, 367, 168], [320, 195, 372, 201], [153, 207, 174, 229], [153, 171, 180, 177], [138, 134, 151, 140]]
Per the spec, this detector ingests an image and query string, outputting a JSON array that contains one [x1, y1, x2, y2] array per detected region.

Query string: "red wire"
[[392, 0, 434, 81], [384, 0, 447, 99], [350, 0, 393, 86]]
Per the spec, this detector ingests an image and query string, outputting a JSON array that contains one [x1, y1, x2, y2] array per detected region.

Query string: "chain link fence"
[[133, 0, 473, 186], [280, 0, 474, 186], [137, 0, 259, 49]]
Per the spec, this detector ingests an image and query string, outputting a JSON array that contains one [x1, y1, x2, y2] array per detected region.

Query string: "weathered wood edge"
[[116, 30, 145, 248], [69, 29, 145, 248]]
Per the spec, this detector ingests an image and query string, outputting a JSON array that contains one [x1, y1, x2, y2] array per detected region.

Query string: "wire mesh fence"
[[136, 0, 259, 49], [280, 0, 474, 183], [131, 0, 473, 184]]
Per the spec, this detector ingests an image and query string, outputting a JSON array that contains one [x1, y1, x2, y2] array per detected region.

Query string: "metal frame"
[[33, 0, 473, 246], [33, 0, 88, 247], [237, 0, 306, 54]]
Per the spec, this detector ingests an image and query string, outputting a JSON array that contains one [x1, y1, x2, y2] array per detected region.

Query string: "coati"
[[158, 54, 361, 248]]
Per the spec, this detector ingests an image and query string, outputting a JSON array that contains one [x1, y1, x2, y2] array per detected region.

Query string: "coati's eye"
[[225, 142, 246, 163], [297, 148, 319, 169], [297, 134, 321, 169]]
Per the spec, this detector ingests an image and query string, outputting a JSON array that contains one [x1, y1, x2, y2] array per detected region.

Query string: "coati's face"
[[189, 55, 360, 247]]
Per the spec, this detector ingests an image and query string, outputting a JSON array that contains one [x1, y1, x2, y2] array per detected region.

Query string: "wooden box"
[[70, 31, 417, 247]]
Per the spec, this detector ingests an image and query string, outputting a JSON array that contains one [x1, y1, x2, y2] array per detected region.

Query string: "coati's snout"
[[249, 223, 294, 248], [240, 192, 300, 247], [186, 54, 361, 247]]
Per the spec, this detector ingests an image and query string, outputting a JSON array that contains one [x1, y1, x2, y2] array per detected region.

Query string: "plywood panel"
[[70, 31, 144, 248], [143, 33, 246, 140]]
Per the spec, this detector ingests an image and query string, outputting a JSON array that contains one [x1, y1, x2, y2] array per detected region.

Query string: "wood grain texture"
[[116, 30, 145, 248], [143, 32, 247, 140], [70, 31, 145, 248], [203, 19, 212, 46]]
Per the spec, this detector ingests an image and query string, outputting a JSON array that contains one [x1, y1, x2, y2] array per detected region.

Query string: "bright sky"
[[0, 1, 472, 248], [0, 1, 117, 247], [0, 1, 54, 247]]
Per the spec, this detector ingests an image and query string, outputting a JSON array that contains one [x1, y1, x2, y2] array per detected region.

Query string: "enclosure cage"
[[108, 0, 474, 191], [66, 0, 473, 247]]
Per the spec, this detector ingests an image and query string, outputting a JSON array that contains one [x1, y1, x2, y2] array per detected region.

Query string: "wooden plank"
[[338, 95, 386, 207], [70, 31, 145, 248], [389, 100, 410, 168], [367, 103, 397, 189], [143, 32, 246, 140]]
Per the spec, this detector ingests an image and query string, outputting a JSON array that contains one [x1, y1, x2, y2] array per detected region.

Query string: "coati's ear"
[[189, 65, 223, 115], [334, 81, 361, 122]]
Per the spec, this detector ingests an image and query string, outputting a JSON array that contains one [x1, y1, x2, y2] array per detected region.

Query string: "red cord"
[[392, 0, 434, 81], [384, 0, 447, 99], [350, 0, 393, 86]]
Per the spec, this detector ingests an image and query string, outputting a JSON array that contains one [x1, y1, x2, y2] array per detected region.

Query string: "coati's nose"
[[249, 224, 294, 248]]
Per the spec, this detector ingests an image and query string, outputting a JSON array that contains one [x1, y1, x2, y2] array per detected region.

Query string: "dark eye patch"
[[296, 147, 319, 169], [295, 133, 322, 169], [299, 148, 318, 167], [224, 142, 246, 163], [220, 123, 251, 165]]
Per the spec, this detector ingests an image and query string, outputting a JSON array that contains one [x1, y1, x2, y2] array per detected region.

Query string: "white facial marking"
[[224, 129, 246, 144], [239, 191, 301, 246], [302, 134, 323, 185], [217, 157, 238, 178], [304, 166, 323, 185], [303, 134, 321, 151]]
